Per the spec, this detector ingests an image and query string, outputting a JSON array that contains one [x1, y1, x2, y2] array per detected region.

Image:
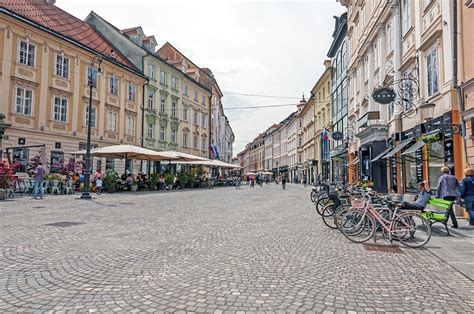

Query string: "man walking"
[[33, 162, 46, 199], [282, 174, 287, 190]]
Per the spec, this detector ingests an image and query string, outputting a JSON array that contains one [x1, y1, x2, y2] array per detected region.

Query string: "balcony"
[[356, 111, 388, 146]]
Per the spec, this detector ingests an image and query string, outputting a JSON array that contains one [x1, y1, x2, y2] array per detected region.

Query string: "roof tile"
[[0, 0, 134, 68]]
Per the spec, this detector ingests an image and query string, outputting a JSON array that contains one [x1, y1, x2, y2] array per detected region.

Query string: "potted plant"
[[103, 169, 119, 193], [148, 173, 159, 190], [178, 172, 190, 189], [0, 162, 14, 200], [130, 179, 138, 192]]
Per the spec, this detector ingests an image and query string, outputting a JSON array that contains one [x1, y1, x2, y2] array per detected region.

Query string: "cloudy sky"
[[58, 0, 345, 155]]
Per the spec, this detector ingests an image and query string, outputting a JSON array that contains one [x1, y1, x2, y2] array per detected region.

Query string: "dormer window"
[[182, 60, 188, 74]]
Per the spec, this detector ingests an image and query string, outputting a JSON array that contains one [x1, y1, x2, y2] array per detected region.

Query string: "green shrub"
[[178, 172, 190, 188], [104, 169, 120, 191], [165, 174, 174, 186], [148, 173, 159, 189]]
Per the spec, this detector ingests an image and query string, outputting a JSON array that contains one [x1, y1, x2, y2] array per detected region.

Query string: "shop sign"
[[332, 131, 343, 141], [50, 151, 64, 173], [79, 142, 99, 150], [372, 87, 396, 104], [390, 156, 398, 193], [415, 148, 423, 183]]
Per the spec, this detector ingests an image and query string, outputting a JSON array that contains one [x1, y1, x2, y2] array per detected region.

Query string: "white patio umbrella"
[[76, 144, 180, 161], [173, 159, 241, 169]]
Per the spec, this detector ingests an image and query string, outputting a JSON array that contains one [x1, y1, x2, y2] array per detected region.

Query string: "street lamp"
[[0, 113, 11, 160], [81, 55, 103, 199]]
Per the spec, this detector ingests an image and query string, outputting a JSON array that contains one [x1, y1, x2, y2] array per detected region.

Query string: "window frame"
[[84, 105, 97, 128], [128, 83, 136, 102], [109, 74, 118, 96], [52, 96, 68, 122], [18, 40, 35, 67], [14, 86, 33, 116], [108, 111, 118, 132], [55, 53, 70, 79], [125, 115, 136, 136], [147, 123, 154, 139], [427, 47, 439, 97], [160, 125, 166, 141]]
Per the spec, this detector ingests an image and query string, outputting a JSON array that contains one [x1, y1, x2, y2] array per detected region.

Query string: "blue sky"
[[58, 0, 345, 155]]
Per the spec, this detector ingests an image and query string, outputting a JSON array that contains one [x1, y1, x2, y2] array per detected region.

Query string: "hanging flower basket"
[[418, 133, 440, 161]]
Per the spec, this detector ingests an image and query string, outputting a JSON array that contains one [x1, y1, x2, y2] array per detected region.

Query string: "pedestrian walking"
[[282, 174, 287, 190], [436, 166, 460, 228], [303, 175, 307, 187], [95, 177, 103, 195], [460, 168, 474, 226], [33, 162, 46, 199]]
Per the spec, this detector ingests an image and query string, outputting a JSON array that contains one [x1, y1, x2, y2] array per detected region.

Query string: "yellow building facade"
[[0, 3, 146, 173]]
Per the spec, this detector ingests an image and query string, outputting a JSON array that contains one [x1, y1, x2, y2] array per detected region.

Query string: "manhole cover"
[[45, 221, 84, 228], [363, 244, 404, 254]]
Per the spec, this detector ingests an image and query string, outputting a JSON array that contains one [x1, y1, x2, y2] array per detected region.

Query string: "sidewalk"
[[426, 222, 474, 280], [297, 184, 474, 281]]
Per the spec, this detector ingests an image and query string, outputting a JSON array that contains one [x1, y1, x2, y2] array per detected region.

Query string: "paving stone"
[[0, 185, 472, 312]]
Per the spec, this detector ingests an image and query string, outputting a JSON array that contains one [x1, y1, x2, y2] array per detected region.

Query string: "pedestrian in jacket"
[[436, 166, 460, 228], [460, 168, 474, 226]]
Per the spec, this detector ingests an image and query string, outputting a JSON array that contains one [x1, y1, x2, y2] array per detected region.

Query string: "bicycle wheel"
[[315, 194, 329, 215], [334, 205, 353, 231], [310, 190, 316, 203], [321, 203, 338, 229], [340, 209, 375, 243], [392, 212, 431, 248]]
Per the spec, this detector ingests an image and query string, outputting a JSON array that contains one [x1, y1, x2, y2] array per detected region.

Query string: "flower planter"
[[0, 189, 6, 200], [130, 185, 138, 192]]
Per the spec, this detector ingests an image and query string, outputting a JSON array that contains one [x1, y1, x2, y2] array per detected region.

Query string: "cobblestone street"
[[1, 184, 473, 313]]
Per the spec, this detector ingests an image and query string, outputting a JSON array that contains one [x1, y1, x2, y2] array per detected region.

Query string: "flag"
[[208, 145, 220, 159]]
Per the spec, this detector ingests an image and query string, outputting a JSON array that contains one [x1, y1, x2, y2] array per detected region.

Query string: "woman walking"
[[436, 166, 460, 228], [460, 168, 474, 226]]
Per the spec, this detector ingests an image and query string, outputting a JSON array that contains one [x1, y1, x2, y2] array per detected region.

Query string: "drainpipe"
[[453, 0, 468, 167], [141, 78, 149, 172]]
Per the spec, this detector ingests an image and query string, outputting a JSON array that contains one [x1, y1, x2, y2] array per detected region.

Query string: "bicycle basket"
[[350, 195, 364, 208]]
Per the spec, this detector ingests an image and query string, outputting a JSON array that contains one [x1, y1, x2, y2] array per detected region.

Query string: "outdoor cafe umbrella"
[[173, 159, 242, 169], [69, 145, 180, 161]]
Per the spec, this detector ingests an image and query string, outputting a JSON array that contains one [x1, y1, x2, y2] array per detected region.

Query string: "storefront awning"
[[401, 141, 425, 156], [346, 157, 359, 166], [370, 147, 392, 162], [382, 140, 412, 159]]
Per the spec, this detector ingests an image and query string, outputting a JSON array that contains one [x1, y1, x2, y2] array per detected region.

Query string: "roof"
[[0, 0, 134, 68], [121, 26, 141, 35]]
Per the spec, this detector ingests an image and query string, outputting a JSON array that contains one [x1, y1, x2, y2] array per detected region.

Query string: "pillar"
[[392, 3, 402, 115]]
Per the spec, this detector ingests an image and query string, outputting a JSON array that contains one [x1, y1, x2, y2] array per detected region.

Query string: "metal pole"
[[81, 56, 102, 199]]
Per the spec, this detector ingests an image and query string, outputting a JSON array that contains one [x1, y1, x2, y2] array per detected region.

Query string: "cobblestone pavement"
[[1, 184, 473, 313]]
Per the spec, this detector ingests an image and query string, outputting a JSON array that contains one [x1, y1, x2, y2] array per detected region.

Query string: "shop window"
[[12, 148, 29, 172], [403, 154, 418, 193], [428, 141, 444, 192], [105, 158, 115, 170]]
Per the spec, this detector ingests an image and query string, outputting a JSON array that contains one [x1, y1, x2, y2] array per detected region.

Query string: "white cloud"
[[57, 0, 344, 155]]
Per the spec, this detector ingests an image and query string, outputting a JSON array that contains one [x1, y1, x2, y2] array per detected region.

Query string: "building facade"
[[299, 95, 316, 183], [313, 60, 332, 182], [327, 12, 349, 184], [341, 0, 465, 193], [287, 114, 297, 182], [0, 2, 146, 174], [459, 1, 474, 168]]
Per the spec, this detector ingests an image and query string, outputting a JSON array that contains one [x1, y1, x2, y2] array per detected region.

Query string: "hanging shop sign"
[[50, 151, 64, 173], [332, 131, 343, 141], [372, 87, 396, 104], [415, 148, 424, 184]]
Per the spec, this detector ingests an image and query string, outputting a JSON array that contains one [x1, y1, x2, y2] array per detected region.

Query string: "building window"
[[427, 47, 439, 97], [128, 83, 136, 102], [160, 125, 166, 141], [171, 102, 177, 117], [87, 67, 98, 88], [160, 95, 166, 113], [55, 54, 69, 79], [14, 86, 33, 115], [201, 136, 206, 151], [126, 115, 136, 136], [148, 64, 156, 79], [160, 70, 167, 85], [184, 85, 188, 96], [171, 129, 177, 143], [194, 110, 199, 126], [148, 90, 155, 109], [53, 96, 68, 122], [19, 40, 35, 67], [84, 106, 96, 128], [202, 95, 206, 105], [201, 113, 207, 128], [401, 0, 412, 35], [147, 123, 154, 139], [183, 107, 188, 121], [108, 111, 118, 132], [194, 91, 198, 101], [105, 158, 115, 170], [183, 133, 188, 147], [172, 77, 178, 90], [193, 134, 199, 149], [109, 75, 118, 96]]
